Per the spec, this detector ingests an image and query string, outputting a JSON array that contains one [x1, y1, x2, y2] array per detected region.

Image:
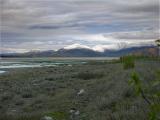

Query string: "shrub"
[[76, 72, 104, 80], [46, 111, 69, 120], [15, 100, 24, 106], [1, 94, 12, 102], [45, 77, 54, 81], [121, 56, 135, 69], [22, 93, 33, 98]]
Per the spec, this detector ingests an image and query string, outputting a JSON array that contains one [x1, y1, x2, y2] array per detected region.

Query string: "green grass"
[[46, 111, 69, 120]]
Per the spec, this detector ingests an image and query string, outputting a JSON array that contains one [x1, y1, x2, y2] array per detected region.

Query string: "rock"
[[11, 109, 17, 112], [70, 108, 76, 113], [70, 108, 80, 120], [77, 89, 85, 95], [74, 110, 80, 115], [40, 116, 53, 120], [68, 64, 72, 67]]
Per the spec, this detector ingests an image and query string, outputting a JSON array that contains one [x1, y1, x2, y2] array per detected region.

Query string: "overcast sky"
[[0, 0, 160, 53]]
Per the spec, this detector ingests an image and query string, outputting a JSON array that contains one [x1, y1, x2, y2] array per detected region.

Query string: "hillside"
[[1, 46, 158, 57]]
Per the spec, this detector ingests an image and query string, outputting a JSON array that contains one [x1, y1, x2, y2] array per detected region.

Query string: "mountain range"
[[1, 45, 158, 57]]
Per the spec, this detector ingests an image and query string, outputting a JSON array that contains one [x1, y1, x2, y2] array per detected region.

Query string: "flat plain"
[[0, 58, 159, 120]]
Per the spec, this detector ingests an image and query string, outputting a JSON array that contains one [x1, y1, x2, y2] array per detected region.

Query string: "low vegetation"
[[0, 57, 159, 120], [75, 71, 104, 80], [120, 55, 135, 69]]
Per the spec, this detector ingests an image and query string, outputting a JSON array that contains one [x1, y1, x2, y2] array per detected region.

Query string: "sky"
[[0, 0, 160, 53]]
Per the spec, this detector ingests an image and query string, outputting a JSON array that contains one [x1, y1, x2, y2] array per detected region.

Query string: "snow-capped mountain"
[[1, 45, 158, 57]]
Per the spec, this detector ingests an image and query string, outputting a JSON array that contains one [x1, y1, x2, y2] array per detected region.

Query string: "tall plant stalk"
[[155, 39, 160, 57]]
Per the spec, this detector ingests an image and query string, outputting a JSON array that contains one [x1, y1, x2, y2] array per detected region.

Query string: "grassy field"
[[0, 57, 159, 120]]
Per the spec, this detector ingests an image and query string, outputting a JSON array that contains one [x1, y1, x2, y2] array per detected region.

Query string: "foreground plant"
[[155, 39, 160, 57], [129, 72, 160, 120]]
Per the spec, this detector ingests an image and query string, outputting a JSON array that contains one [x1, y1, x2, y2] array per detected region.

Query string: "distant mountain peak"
[[1, 44, 158, 57], [63, 43, 122, 52], [63, 44, 91, 50]]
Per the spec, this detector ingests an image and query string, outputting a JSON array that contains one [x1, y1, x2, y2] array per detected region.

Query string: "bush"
[[121, 56, 135, 69], [46, 111, 69, 120], [22, 93, 33, 98], [76, 72, 104, 80], [0, 114, 43, 120]]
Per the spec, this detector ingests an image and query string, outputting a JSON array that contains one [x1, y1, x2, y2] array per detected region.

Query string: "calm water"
[[0, 70, 6, 74], [0, 57, 118, 74], [0, 60, 86, 74]]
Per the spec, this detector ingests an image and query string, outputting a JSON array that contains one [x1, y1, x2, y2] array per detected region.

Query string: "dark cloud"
[[106, 30, 159, 40]]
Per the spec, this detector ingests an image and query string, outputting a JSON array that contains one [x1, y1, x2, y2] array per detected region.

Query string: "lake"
[[0, 57, 118, 74]]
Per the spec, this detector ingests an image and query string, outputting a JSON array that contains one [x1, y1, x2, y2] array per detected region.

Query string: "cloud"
[[105, 30, 160, 40], [64, 43, 91, 50], [63, 43, 120, 52], [1, 0, 159, 52], [63, 40, 155, 52], [66, 34, 117, 42]]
